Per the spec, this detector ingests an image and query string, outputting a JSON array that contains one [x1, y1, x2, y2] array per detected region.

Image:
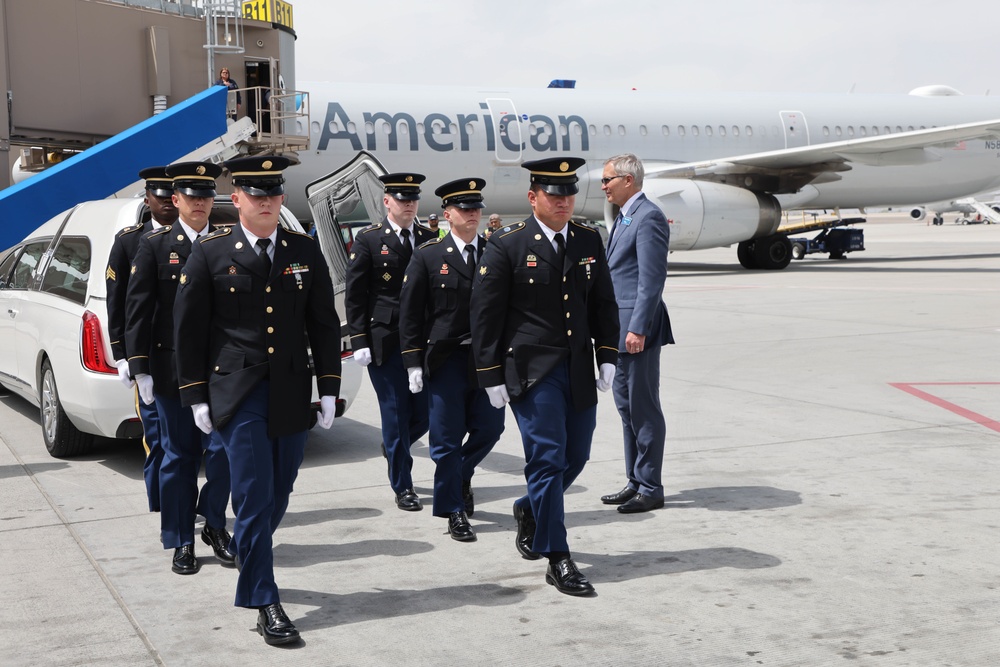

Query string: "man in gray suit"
[[600, 154, 674, 513]]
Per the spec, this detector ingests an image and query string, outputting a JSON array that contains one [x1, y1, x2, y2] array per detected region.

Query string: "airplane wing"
[[642, 118, 1000, 194]]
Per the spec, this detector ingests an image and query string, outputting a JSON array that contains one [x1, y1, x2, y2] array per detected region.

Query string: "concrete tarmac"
[[1, 214, 998, 666]]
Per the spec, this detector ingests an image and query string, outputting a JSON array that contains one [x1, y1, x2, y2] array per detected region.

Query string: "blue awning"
[[0, 86, 228, 249]]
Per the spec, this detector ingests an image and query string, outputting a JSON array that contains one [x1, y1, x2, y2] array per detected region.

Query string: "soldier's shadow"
[[663, 486, 802, 511], [281, 582, 527, 631], [274, 539, 434, 568], [575, 546, 781, 584]]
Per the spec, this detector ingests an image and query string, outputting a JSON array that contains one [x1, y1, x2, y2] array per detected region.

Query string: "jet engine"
[[909, 207, 927, 221]]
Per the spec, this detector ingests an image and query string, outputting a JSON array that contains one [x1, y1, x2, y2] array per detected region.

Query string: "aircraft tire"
[[751, 234, 792, 270], [737, 241, 758, 269]]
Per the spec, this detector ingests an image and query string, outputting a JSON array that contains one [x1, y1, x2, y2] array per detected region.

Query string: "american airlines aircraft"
[[283, 82, 1000, 269]]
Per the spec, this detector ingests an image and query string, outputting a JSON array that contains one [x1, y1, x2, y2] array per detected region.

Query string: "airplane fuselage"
[[287, 82, 1000, 246]]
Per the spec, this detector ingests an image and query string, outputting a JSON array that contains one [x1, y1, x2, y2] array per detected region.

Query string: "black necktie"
[[400, 228, 412, 260], [465, 244, 477, 271], [256, 238, 272, 275], [554, 232, 565, 264]]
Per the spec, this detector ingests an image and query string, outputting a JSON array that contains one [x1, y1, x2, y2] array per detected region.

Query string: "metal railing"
[[225, 86, 310, 154]]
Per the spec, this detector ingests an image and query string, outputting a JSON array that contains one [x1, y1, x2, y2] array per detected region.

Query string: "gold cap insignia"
[[405, 175, 413, 183], [559, 161, 569, 172], [179, 273, 187, 284], [469, 180, 476, 189], [262, 160, 273, 170], [196, 165, 206, 175]]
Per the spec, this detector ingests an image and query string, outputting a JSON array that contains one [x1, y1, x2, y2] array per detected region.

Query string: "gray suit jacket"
[[606, 192, 674, 351]]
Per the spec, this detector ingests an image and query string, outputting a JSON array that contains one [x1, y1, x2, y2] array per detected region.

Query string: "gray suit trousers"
[[612, 346, 665, 498]]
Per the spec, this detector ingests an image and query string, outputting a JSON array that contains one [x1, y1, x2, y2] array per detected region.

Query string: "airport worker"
[[470, 157, 619, 596], [427, 212, 447, 238], [173, 155, 342, 646], [399, 177, 505, 542], [599, 153, 674, 514], [106, 166, 177, 512], [125, 162, 234, 574], [485, 213, 502, 238], [345, 173, 434, 511]]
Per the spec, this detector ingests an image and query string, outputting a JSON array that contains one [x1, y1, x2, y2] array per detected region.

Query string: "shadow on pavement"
[[274, 539, 435, 567], [577, 546, 782, 583]]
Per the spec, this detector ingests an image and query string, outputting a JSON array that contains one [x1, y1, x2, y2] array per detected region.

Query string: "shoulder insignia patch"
[[417, 237, 441, 249], [149, 226, 171, 237], [106, 266, 116, 281], [499, 222, 526, 238], [570, 220, 598, 233], [201, 226, 231, 242], [284, 228, 312, 238], [118, 224, 143, 237], [359, 222, 382, 235]]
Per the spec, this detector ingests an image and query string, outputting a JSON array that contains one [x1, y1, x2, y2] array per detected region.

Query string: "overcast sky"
[[288, 0, 996, 95]]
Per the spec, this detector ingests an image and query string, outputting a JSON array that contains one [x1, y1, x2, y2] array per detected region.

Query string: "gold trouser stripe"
[[134, 385, 151, 457]]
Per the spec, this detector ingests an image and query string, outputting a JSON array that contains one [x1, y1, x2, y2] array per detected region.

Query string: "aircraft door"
[[780, 110, 809, 149], [486, 98, 524, 162]]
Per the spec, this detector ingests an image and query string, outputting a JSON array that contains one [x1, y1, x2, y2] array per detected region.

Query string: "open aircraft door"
[[780, 110, 809, 149], [486, 98, 525, 162], [305, 151, 389, 322]]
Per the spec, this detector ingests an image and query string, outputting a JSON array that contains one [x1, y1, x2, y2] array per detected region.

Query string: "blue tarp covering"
[[0, 86, 228, 250]]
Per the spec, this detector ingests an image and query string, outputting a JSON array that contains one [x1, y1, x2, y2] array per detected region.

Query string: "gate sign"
[[242, 0, 294, 31]]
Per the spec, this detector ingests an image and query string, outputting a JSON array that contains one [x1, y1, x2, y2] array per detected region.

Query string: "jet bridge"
[[0, 86, 228, 250]]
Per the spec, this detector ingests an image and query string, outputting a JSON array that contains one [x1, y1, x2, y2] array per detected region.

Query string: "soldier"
[[399, 177, 505, 541], [470, 157, 619, 596], [105, 166, 177, 512], [174, 155, 342, 646], [345, 173, 434, 511], [125, 162, 233, 574]]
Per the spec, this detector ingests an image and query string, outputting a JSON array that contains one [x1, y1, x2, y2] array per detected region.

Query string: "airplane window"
[[704, 126, 713, 137], [860, 126, 867, 136], [662, 125, 670, 136], [823, 126, 830, 136], [732, 125, 739, 137], [884, 126, 891, 134], [603, 125, 611, 136], [588, 124, 597, 135], [347, 122, 357, 134], [328, 120, 341, 133], [835, 126, 843, 136], [618, 125, 626, 136], [908, 126, 915, 132], [383, 121, 391, 134], [466, 122, 475, 135], [745, 126, 752, 137], [895, 126, 903, 133], [691, 126, 699, 137], [310, 121, 320, 135], [365, 121, 374, 134], [640, 125, 647, 136], [718, 126, 725, 137], [449, 123, 458, 134], [559, 124, 568, 136], [678, 125, 686, 137], [848, 126, 855, 137], [871, 126, 879, 135], [399, 124, 409, 135]]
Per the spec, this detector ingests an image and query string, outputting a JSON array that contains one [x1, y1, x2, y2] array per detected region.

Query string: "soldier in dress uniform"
[[125, 162, 234, 574], [174, 155, 342, 646], [106, 166, 177, 512], [399, 177, 505, 542], [470, 157, 619, 596], [345, 173, 434, 511]]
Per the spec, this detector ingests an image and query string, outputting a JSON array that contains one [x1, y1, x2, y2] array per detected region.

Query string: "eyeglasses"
[[600, 175, 625, 185]]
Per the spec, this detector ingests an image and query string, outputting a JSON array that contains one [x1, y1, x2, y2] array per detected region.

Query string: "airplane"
[[903, 191, 1000, 225], [280, 81, 1000, 269]]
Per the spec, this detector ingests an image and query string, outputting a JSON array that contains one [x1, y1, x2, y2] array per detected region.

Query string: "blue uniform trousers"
[[510, 362, 596, 554], [426, 350, 505, 517], [612, 347, 666, 499], [136, 390, 162, 512], [218, 381, 307, 609], [155, 393, 230, 549], [368, 348, 429, 493]]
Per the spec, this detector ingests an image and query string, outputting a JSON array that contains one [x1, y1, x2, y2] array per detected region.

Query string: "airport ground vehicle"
[[0, 197, 361, 458], [790, 227, 865, 260]]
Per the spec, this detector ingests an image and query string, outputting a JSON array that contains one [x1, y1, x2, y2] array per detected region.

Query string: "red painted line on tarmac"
[[890, 382, 1000, 433]]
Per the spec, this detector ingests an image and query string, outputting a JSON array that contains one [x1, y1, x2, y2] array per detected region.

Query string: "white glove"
[[596, 363, 616, 392], [353, 347, 372, 367], [407, 367, 424, 394], [116, 359, 134, 389], [192, 403, 213, 434], [136, 373, 154, 405], [318, 395, 337, 429], [485, 384, 510, 409]]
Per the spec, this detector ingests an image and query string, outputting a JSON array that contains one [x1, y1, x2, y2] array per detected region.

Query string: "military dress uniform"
[[106, 167, 171, 512], [125, 162, 233, 572], [399, 178, 505, 540], [174, 156, 342, 619], [345, 173, 434, 509], [470, 157, 619, 593]]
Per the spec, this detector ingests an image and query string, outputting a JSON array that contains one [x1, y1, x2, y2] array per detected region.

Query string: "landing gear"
[[737, 234, 792, 270]]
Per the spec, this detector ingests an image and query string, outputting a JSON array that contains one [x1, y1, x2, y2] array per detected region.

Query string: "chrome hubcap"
[[41, 370, 57, 443]]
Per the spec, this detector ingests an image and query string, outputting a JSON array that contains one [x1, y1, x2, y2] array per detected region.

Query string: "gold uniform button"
[[529, 278, 534, 284], [566, 312, 570, 318], [567, 329, 573, 336], [563, 294, 568, 301], [563, 277, 567, 283], [268, 347, 275, 354], [214, 366, 220, 371], [266, 286, 271, 293], [266, 306, 273, 313], [230, 287, 235, 293], [267, 327, 274, 334]]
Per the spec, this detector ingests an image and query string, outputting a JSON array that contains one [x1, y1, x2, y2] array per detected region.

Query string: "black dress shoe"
[[601, 485, 638, 505], [462, 481, 475, 517], [617, 493, 665, 514], [256, 603, 300, 646], [201, 525, 236, 566], [448, 511, 476, 542], [171, 544, 200, 575], [395, 488, 423, 511], [546, 557, 595, 596], [513, 503, 541, 560]]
